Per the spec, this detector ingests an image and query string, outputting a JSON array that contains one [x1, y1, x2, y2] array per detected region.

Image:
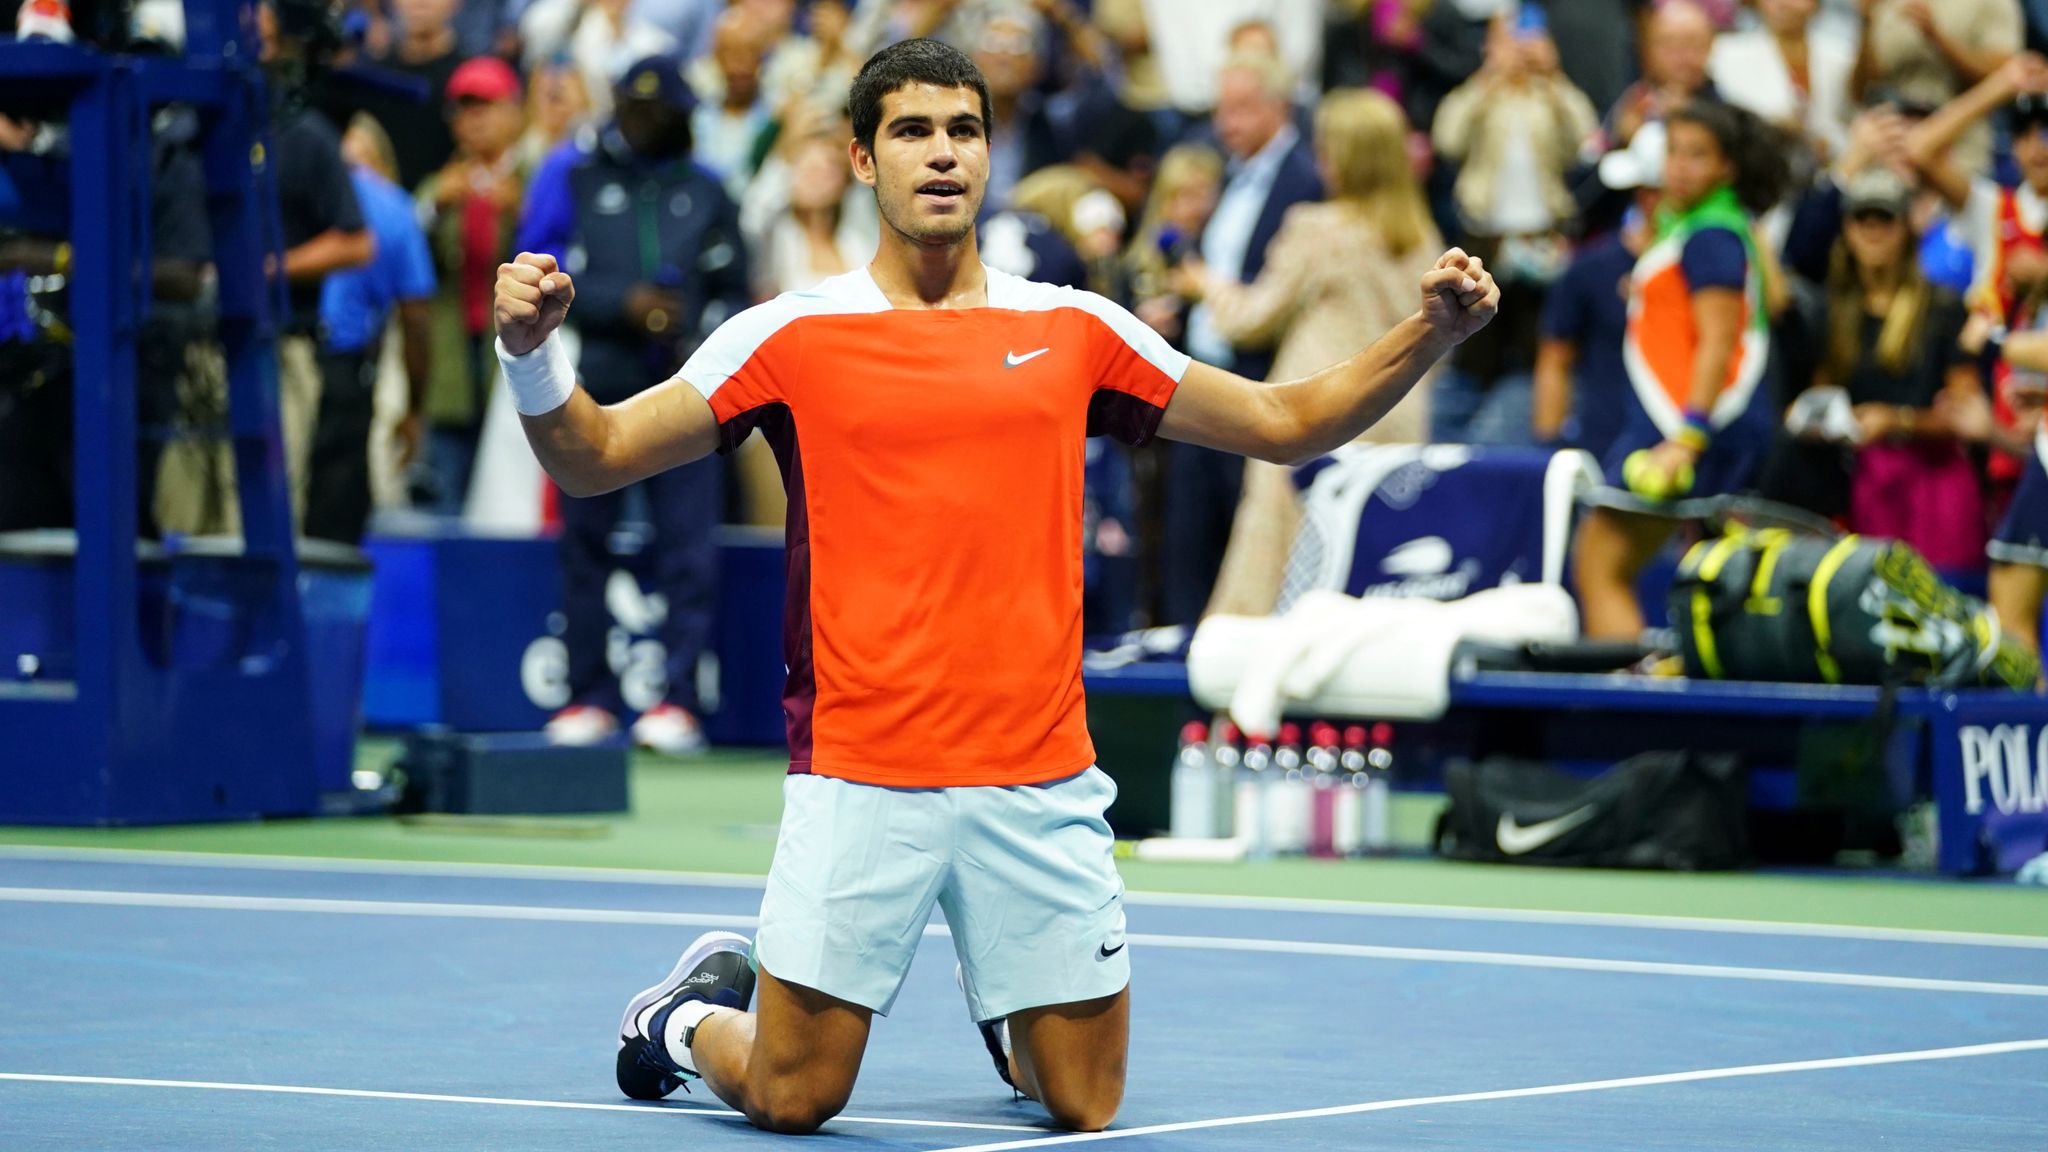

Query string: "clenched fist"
[[1418, 248, 1499, 346], [497, 251, 576, 357]]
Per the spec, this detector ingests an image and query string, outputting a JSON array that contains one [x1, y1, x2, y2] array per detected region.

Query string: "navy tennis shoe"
[[954, 963, 1019, 1093], [616, 931, 755, 1100]]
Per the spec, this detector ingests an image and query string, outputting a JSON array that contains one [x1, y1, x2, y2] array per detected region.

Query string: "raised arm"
[[1906, 53, 2048, 206], [495, 251, 722, 497], [1156, 250, 1498, 465]]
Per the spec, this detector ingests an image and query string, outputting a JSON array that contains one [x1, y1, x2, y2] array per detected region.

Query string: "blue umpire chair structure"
[[0, 4, 326, 823]]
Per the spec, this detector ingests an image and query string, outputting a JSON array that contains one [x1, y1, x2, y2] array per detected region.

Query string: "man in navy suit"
[[1165, 51, 1323, 626]]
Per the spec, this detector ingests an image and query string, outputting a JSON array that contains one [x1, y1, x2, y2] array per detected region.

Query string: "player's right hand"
[[496, 252, 575, 357]]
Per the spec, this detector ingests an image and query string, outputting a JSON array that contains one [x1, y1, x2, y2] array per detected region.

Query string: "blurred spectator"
[[1322, 0, 1397, 97], [751, 128, 878, 296], [134, 109, 215, 540], [1602, 0, 1719, 150], [312, 113, 436, 544], [974, 6, 1060, 214], [1399, 0, 1493, 137], [1805, 168, 1988, 569], [1711, 0, 1854, 161], [1574, 99, 1792, 639], [516, 55, 594, 170], [1184, 52, 1323, 381], [846, 0, 997, 53], [415, 55, 530, 514], [1027, 3, 1156, 223], [691, 7, 774, 199], [754, 0, 859, 118], [626, 0, 725, 62], [1906, 53, 2048, 508], [1550, 0, 1643, 117], [1535, 122, 1666, 456], [1188, 88, 1442, 444], [259, 1, 375, 529], [980, 178, 1091, 288], [1125, 142, 1223, 343], [1198, 88, 1446, 620], [517, 55, 750, 754], [1906, 54, 2048, 324], [358, 0, 468, 191], [1985, 330, 2048, 652], [1167, 50, 1322, 627], [521, 0, 676, 123], [1007, 164, 1127, 295], [1431, 16, 1597, 446], [1853, 0, 2023, 177], [452, 0, 516, 58], [0, 118, 77, 533], [1090, 0, 1176, 133]]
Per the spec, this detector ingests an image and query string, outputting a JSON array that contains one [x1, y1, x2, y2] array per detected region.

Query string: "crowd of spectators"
[[13, 0, 2048, 742]]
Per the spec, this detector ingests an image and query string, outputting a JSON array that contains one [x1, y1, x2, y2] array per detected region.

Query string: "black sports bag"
[[1434, 752, 1749, 871], [1668, 527, 2037, 690]]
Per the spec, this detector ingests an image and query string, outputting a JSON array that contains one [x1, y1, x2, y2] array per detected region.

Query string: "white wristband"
[[495, 331, 578, 416]]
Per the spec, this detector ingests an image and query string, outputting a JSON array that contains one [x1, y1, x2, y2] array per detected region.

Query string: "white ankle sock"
[[660, 1001, 721, 1075]]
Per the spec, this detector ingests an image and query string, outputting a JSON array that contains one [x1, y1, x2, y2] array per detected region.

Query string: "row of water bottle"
[[1168, 719, 1394, 857]]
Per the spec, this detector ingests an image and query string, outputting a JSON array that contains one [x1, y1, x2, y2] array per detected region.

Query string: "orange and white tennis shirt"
[[676, 266, 1189, 788]]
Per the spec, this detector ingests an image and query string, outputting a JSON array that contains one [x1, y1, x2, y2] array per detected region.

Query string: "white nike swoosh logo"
[[1005, 347, 1050, 368], [1495, 807, 1597, 856]]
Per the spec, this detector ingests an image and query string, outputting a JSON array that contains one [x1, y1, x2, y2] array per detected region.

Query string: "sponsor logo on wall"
[[1958, 724, 2048, 816]]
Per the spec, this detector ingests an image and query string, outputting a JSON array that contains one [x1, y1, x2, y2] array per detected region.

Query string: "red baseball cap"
[[446, 56, 522, 104]]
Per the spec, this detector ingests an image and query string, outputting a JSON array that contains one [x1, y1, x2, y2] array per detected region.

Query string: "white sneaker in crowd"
[[632, 703, 707, 756], [545, 704, 620, 746]]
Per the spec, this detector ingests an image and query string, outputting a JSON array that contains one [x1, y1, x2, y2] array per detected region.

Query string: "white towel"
[[1189, 585, 1580, 735]]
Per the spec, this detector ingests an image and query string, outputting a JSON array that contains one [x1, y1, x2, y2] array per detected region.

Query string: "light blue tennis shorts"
[[752, 766, 1130, 1022]]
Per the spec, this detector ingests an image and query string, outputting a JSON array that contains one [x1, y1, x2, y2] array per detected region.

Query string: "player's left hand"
[[1419, 248, 1499, 345]]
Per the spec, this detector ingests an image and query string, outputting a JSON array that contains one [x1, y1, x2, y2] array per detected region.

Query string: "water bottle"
[[1169, 720, 1212, 839], [1362, 722, 1394, 854], [1237, 730, 1274, 859], [1337, 725, 1370, 856], [1272, 723, 1310, 855], [1212, 721, 1242, 840], [1306, 721, 1341, 857]]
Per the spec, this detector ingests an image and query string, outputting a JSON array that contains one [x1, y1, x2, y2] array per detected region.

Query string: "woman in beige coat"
[[1175, 88, 1443, 617]]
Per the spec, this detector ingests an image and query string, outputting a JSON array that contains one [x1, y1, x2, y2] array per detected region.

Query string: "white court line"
[[8, 887, 2048, 999], [1119, 932, 2048, 999], [5, 844, 2045, 951], [0, 845, 773, 890], [1122, 890, 2048, 952], [924, 1038, 2048, 1152], [0, 1072, 1039, 1133], [0, 887, 763, 929]]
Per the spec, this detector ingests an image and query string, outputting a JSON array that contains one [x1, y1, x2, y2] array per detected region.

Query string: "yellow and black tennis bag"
[[1669, 527, 2038, 690]]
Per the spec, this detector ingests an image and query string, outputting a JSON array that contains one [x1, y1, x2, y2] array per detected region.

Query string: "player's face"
[[854, 83, 988, 249]]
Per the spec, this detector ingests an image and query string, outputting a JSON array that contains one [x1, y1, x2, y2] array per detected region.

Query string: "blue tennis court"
[[2, 846, 2044, 1150]]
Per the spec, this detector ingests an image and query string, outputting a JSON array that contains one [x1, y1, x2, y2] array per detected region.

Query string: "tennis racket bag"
[[1434, 752, 1749, 870], [1668, 528, 2038, 690]]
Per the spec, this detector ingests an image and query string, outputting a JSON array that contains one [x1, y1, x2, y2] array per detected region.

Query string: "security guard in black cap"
[[514, 53, 750, 753]]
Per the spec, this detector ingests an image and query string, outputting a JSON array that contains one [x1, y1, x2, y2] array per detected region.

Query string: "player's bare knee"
[[1034, 1068, 1123, 1133], [1043, 1089, 1120, 1133], [747, 1090, 842, 1135], [747, 1074, 851, 1135]]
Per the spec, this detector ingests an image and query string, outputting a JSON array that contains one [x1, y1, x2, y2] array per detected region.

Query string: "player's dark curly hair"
[[1666, 99, 1793, 216], [847, 38, 993, 155]]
